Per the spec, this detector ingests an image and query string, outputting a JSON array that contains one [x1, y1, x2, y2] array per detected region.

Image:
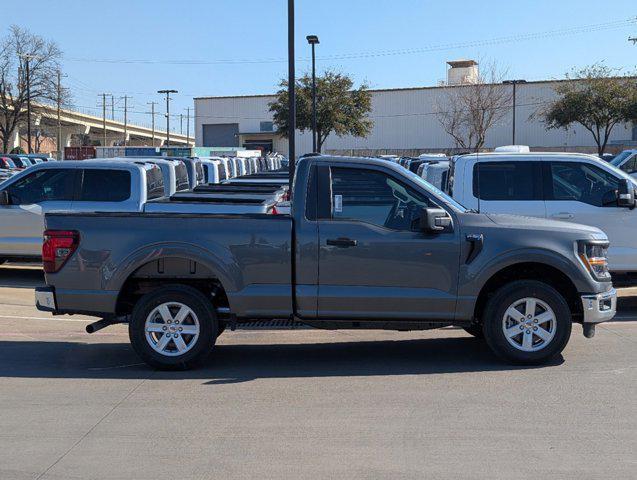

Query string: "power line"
[[63, 17, 636, 66]]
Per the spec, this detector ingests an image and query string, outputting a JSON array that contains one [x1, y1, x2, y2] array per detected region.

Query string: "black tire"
[[483, 280, 572, 365], [129, 285, 218, 370], [0, 258, 6, 265], [462, 324, 484, 339]]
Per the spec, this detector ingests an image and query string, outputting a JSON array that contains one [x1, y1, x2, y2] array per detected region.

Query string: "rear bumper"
[[581, 288, 616, 324], [35, 286, 56, 312]]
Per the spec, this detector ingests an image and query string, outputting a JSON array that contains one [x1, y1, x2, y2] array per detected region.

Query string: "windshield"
[[611, 151, 635, 167], [599, 158, 637, 186], [400, 167, 468, 212]]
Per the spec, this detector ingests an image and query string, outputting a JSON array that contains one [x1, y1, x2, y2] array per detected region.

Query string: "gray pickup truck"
[[36, 156, 616, 369]]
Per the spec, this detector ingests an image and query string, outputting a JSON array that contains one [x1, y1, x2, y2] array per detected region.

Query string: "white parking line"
[[0, 315, 92, 323]]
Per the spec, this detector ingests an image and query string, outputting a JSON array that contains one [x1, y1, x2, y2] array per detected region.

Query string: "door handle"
[[550, 212, 574, 220], [326, 238, 358, 248]]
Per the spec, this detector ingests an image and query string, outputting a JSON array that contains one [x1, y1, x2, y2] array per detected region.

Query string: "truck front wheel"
[[129, 285, 218, 370], [482, 280, 572, 365]]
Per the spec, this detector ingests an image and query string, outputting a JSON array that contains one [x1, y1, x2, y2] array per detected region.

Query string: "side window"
[[330, 167, 435, 231], [473, 162, 541, 201], [175, 163, 190, 191], [6, 169, 75, 205], [548, 162, 619, 207], [79, 169, 131, 202]]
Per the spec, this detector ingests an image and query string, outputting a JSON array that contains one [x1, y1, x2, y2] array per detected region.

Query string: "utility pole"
[[158, 89, 178, 147], [120, 95, 131, 146], [19, 53, 37, 153], [287, 0, 296, 186], [503, 79, 527, 145], [148, 101, 157, 145], [56, 70, 62, 160], [185, 107, 191, 146], [180, 113, 183, 135], [110, 94, 115, 120], [99, 93, 110, 147]]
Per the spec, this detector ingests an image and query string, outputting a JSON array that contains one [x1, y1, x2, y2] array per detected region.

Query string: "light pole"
[[158, 89, 178, 147], [288, 0, 296, 186], [503, 79, 527, 145], [306, 35, 320, 153]]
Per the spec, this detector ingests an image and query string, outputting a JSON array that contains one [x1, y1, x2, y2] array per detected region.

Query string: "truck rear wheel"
[[482, 280, 572, 365], [129, 285, 218, 370]]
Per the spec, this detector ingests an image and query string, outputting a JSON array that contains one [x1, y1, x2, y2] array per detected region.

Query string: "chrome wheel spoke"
[[534, 326, 552, 341], [157, 304, 173, 322], [524, 299, 536, 318], [173, 306, 190, 324], [179, 325, 198, 335], [534, 311, 553, 325], [154, 333, 171, 352], [146, 323, 166, 333], [174, 335, 188, 353], [505, 307, 522, 321], [522, 330, 534, 349], [505, 324, 523, 338]]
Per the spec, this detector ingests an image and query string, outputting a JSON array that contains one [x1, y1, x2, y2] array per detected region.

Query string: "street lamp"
[[288, 0, 296, 187], [157, 89, 178, 147], [306, 35, 320, 153], [503, 80, 527, 145]]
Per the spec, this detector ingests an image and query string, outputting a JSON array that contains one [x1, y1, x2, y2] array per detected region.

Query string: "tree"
[[0, 26, 64, 153], [269, 70, 373, 153], [436, 63, 512, 152], [541, 64, 637, 155]]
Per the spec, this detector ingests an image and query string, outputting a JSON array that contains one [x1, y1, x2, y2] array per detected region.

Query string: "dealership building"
[[194, 61, 637, 157]]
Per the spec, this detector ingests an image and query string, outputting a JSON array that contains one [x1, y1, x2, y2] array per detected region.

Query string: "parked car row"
[[0, 153, 287, 263]]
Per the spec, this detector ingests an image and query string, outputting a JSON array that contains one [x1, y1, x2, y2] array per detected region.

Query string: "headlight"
[[578, 241, 611, 281]]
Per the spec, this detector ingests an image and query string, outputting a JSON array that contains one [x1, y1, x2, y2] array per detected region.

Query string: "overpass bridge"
[[6, 103, 193, 153]]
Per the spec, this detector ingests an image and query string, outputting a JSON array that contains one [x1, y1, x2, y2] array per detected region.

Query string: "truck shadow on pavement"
[[0, 336, 563, 383]]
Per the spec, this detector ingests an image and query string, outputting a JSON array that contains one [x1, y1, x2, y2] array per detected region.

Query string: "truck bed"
[[43, 211, 293, 318]]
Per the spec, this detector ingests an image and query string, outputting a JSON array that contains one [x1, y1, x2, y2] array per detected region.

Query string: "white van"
[[450, 152, 637, 276]]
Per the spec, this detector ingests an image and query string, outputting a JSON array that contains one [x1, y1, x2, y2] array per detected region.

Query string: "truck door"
[[0, 169, 75, 257], [316, 164, 461, 320], [542, 160, 635, 272]]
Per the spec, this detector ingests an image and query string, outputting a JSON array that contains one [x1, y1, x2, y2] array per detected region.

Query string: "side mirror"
[[0, 190, 9, 206], [420, 208, 452, 233], [617, 179, 636, 209]]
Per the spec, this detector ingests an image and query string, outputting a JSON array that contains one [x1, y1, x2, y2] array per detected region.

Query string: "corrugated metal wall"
[[195, 81, 635, 156]]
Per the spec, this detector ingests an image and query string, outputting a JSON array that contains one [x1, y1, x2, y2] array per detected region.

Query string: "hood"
[[484, 213, 607, 239]]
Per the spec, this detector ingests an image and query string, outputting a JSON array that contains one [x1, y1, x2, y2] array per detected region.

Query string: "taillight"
[[270, 205, 279, 215], [42, 230, 79, 273]]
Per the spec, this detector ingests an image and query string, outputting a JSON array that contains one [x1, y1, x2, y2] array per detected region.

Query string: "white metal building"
[[195, 66, 637, 157]]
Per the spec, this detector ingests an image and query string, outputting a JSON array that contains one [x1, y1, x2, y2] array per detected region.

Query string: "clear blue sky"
[[3, 0, 636, 130]]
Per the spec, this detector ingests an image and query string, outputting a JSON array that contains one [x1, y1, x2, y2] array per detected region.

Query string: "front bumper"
[[35, 286, 56, 312], [581, 288, 616, 324]]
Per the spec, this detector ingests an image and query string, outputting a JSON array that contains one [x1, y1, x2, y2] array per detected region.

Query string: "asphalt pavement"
[[0, 265, 635, 479]]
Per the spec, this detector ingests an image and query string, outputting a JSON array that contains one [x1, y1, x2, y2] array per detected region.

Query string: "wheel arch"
[[472, 262, 583, 325], [109, 243, 239, 315]]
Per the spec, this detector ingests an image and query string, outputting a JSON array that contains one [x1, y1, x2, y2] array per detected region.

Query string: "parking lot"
[[0, 264, 634, 479]]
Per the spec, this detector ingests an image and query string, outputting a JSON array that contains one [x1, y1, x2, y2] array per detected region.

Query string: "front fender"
[[461, 247, 594, 297]]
